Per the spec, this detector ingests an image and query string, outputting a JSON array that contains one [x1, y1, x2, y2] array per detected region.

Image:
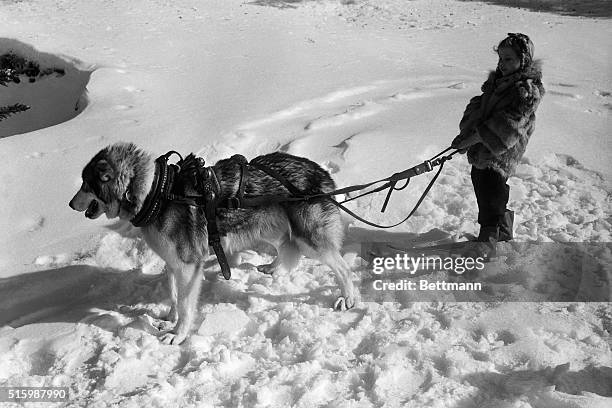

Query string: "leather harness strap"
[[131, 154, 177, 228], [203, 168, 232, 280]]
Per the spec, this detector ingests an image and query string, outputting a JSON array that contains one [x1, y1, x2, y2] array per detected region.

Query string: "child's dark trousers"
[[470, 166, 509, 227]]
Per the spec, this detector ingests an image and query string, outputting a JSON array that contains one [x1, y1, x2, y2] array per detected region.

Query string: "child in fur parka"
[[452, 33, 545, 247]]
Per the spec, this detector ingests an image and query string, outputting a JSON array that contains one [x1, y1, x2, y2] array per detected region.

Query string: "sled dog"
[[69, 142, 356, 344]]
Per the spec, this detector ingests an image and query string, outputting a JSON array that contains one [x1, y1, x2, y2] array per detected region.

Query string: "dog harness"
[[130, 152, 179, 228], [130, 151, 237, 280], [130, 148, 459, 281]]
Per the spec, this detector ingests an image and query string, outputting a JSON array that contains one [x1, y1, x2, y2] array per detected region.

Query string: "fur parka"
[[459, 61, 545, 178]]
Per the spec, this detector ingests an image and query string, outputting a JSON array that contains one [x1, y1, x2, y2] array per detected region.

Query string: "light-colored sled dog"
[[70, 142, 356, 344]]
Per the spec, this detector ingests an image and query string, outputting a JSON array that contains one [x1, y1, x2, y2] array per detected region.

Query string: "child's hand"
[[451, 130, 480, 151]]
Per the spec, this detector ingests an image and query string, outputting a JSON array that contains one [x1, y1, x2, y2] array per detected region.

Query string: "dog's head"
[[69, 143, 151, 220]]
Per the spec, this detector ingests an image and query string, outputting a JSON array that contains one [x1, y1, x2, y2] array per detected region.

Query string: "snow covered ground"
[[0, 0, 610, 407]]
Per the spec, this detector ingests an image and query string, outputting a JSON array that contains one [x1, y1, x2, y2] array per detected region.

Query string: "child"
[[451, 33, 544, 248]]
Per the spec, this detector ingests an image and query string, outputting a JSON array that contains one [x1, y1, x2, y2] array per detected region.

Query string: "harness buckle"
[[205, 190, 216, 202], [409, 161, 432, 176], [226, 197, 241, 209]]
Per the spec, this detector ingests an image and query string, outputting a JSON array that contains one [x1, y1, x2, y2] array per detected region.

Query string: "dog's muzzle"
[[69, 189, 102, 218]]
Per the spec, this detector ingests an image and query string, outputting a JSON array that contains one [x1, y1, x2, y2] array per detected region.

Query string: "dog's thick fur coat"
[[70, 143, 356, 344]]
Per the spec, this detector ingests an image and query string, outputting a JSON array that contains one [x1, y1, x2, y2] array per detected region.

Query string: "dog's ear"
[[95, 159, 114, 182]]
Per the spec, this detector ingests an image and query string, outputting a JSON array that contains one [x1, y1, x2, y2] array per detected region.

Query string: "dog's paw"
[[334, 296, 355, 311], [158, 330, 187, 345], [168, 306, 178, 323], [156, 319, 174, 331], [257, 263, 278, 275]]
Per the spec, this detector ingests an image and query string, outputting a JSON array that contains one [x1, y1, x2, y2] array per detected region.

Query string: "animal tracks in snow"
[[548, 83, 612, 115], [231, 78, 473, 161], [594, 89, 612, 112], [551, 82, 578, 88], [548, 90, 582, 100], [320, 85, 378, 103], [303, 101, 387, 131]]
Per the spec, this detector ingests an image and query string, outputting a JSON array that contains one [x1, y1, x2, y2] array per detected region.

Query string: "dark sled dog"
[[69, 143, 356, 344]]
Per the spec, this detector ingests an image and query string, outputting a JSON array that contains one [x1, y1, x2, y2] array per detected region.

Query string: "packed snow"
[[0, 0, 610, 407]]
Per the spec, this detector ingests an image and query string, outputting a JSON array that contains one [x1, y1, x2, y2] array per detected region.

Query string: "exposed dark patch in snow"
[[458, 0, 612, 18], [0, 39, 92, 138]]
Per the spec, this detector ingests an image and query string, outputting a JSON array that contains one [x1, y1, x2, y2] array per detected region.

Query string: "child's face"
[[497, 47, 521, 76]]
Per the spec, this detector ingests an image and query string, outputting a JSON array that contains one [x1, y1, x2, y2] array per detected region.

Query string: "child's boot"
[[477, 225, 500, 243], [465, 225, 499, 260], [498, 209, 514, 242]]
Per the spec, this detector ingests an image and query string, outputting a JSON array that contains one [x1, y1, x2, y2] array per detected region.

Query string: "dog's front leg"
[[159, 261, 204, 345], [166, 268, 178, 323]]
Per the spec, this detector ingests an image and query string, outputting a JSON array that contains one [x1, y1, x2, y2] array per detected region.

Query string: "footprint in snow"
[[331, 133, 358, 158], [25, 151, 45, 159], [388, 90, 432, 102], [320, 85, 378, 104], [447, 82, 466, 89], [303, 101, 386, 131], [277, 141, 292, 153], [548, 90, 582, 99], [322, 160, 340, 174], [123, 85, 143, 93], [385, 83, 464, 103], [552, 82, 578, 88], [495, 329, 517, 345], [470, 350, 490, 362], [113, 104, 133, 111]]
